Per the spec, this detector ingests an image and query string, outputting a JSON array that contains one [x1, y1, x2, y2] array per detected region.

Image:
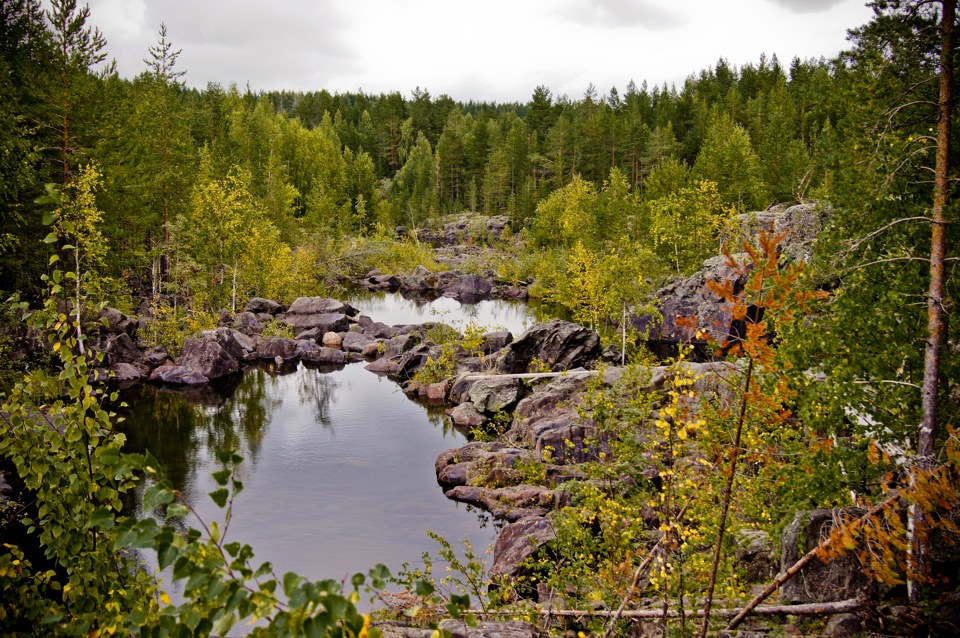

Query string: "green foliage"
[[692, 112, 767, 211], [138, 299, 218, 358], [262, 318, 295, 339], [0, 288, 158, 633], [392, 533, 493, 619], [647, 179, 731, 274]]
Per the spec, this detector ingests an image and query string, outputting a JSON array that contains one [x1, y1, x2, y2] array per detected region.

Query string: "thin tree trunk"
[[698, 356, 754, 637], [912, 0, 954, 602], [75, 249, 84, 355]]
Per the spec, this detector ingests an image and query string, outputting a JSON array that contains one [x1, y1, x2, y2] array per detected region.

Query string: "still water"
[[118, 293, 540, 599]]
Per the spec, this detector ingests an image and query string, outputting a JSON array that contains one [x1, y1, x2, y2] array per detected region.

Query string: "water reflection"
[[346, 291, 548, 335], [117, 363, 497, 593]]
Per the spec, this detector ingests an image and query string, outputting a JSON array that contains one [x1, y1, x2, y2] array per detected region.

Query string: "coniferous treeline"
[[2, 0, 849, 304]]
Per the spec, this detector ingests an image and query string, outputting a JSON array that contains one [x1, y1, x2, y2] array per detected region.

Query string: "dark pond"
[[118, 293, 541, 602]]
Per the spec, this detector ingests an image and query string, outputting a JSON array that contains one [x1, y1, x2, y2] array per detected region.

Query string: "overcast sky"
[[75, 0, 875, 104]]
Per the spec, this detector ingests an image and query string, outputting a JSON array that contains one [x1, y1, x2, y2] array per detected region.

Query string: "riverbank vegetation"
[[1, 0, 959, 635]]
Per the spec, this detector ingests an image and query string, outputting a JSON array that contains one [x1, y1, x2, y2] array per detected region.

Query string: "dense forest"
[[1, 0, 959, 635]]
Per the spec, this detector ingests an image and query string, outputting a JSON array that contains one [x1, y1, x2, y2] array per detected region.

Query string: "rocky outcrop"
[[488, 516, 556, 581], [725, 201, 832, 265], [638, 253, 752, 348], [637, 202, 831, 354], [467, 377, 526, 414], [408, 213, 511, 248], [244, 297, 284, 316], [282, 297, 358, 338], [779, 508, 876, 604], [495, 321, 601, 374]]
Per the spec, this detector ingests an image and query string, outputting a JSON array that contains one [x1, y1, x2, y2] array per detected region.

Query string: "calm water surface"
[[119, 295, 539, 600]]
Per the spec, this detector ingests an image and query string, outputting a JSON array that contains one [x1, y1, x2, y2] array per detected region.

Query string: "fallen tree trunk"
[[727, 490, 901, 629], [465, 598, 863, 620]]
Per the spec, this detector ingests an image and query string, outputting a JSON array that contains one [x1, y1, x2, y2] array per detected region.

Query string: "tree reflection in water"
[[297, 363, 343, 429]]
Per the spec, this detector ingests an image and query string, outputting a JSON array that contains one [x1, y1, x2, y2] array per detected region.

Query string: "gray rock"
[[201, 327, 253, 362], [515, 412, 606, 465], [286, 297, 357, 317], [468, 377, 525, 414], [779, 509, 874, 604], [439, 619, 543, 638], [285, 312, 351, 336], [110, 362, 146, 382], [365, 357, 400, 375], [444, 274, 493, 303], [446, 403, 487, 428], [99, 306, 138, 338], [149, 365, 208, 386], [496, 320, 601, 374], [482, 330, 513, 355], [824, 613, 863, 638], [257, 337, 298, 361], [296, 341, 346, 364], [394, 343, 434, 379], [232, 311, 263, 335], [734, 529, 777, 583], [176, 338, 239, 380], [342, 331, 376, 353], [244, 297, 284, 315], [445, 485, 557, 521], [100, 332, 142, 365], [489, 516, 556, 580], [361, 321, 395, 339], [142, 345, 169, 367], [361, 342, 382, 358]]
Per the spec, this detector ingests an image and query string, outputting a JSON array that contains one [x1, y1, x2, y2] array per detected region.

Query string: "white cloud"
[[73, 0, 875, 103]]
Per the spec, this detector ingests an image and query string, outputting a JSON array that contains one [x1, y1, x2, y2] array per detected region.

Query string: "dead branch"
[[839, 216, 934, 259]]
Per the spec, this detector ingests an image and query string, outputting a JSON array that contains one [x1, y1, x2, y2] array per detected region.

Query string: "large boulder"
[[446, 402, 487, 428], [201, 327, 256, 363], [283, 297, 357, 337], [779, 509, 876, 604], [467, 377, 526, 414], [488, 516, 556, 580], [295, 341, 347, 365], [495, 320, 600, 374], [149, 364, 208, 386], [257, 337, 299, 361], [99, 306, 138, 338], [443, 274, 493, 303], [285, 313, 352, 337], [286, 297, 358, 317], [342, 331, 377, 353], [231, 311, 263, 335], [725, 202, 831, 265], [176, 338, 239, 380], [98, 332, 143, 366], [244, 297, 284, 315], [110, 362, 146, 383]]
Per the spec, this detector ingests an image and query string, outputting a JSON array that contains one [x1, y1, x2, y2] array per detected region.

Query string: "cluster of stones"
[[358, 264, 527, 303], [89, 296, 418, 387]]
